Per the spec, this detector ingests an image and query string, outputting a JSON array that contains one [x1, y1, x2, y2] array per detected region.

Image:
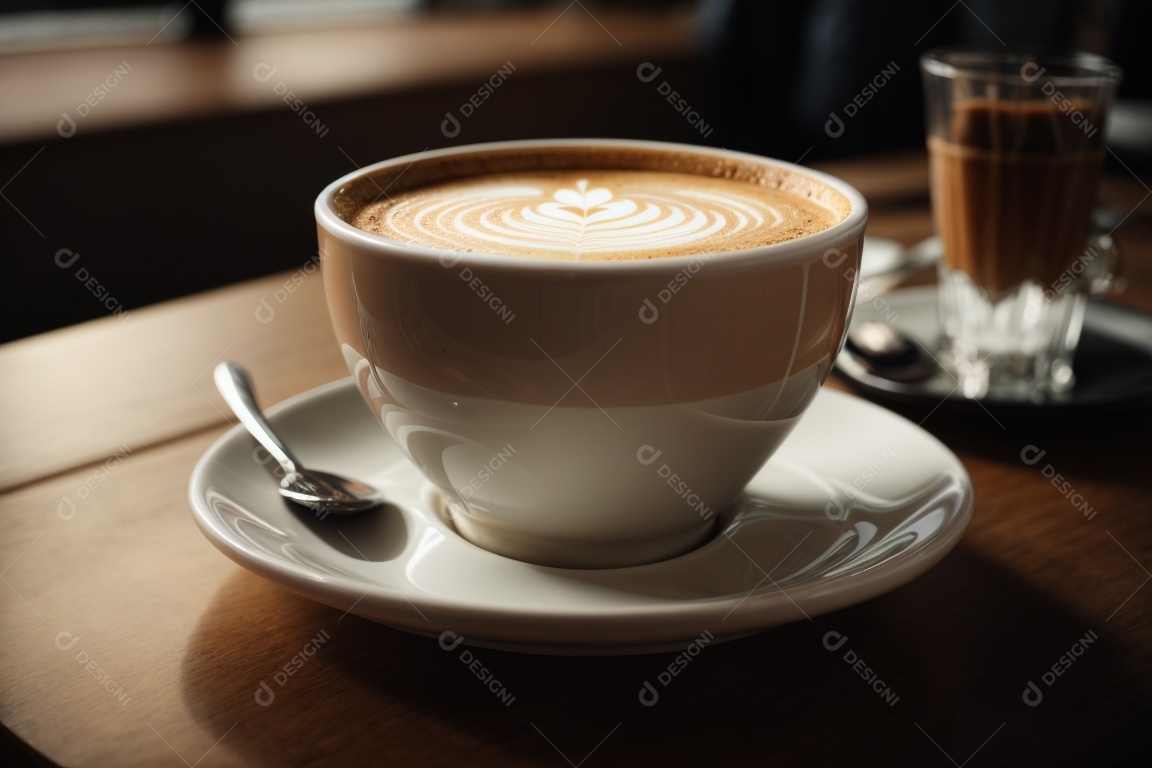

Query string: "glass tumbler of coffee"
[[920, 48, 1121, 399]]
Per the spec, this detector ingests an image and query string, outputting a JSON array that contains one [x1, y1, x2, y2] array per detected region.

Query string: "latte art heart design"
[[518, 180, 651, 240], [379, 175, 795, 260], [550, 179, 615, 212]]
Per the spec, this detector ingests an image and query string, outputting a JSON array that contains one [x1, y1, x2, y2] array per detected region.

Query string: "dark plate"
[[835, 285, 1152, 413]]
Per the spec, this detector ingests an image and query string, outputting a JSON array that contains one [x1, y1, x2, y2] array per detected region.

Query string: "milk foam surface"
[[352, 171, 837, 261]]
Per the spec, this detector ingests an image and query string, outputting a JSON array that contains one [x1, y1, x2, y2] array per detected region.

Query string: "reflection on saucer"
[[190, 379, 973, 655]]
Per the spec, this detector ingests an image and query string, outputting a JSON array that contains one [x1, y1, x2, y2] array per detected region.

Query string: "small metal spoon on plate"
[[844, 322, 937, 382], [214, 362, 384, 515]]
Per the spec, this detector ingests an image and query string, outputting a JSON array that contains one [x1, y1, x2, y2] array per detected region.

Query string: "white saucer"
[[859, 236, 906, 279], [189, 379, 973, 655], [859, 236, 938, 294]]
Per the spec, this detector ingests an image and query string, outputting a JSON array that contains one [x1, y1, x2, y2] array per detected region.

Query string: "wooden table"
[[2, 152, 1150, 767]]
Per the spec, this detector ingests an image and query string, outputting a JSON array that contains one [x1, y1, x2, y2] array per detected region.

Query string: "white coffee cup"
[[316, 139, 866, 568]]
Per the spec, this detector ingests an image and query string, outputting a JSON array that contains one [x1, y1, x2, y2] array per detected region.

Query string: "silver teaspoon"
[[844, 322, 937, 382], [214, 362, 385, 515]]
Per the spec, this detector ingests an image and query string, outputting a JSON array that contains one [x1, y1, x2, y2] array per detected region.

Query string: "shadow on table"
[[180, 542, 1152, 767]]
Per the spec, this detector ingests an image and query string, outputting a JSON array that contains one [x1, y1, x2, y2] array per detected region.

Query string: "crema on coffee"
[[351, 170, 838, 261]]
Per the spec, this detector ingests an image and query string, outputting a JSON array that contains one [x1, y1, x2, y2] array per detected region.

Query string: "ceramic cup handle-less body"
[[317, 140, 867, 568]]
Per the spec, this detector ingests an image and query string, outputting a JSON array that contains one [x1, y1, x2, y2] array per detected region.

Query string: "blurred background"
[[1, 0, 1148, 341]]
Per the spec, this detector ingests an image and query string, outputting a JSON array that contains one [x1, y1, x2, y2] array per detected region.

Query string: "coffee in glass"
[[922, 48, 1121, 399]]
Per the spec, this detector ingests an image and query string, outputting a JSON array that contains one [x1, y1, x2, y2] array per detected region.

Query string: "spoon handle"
[[214, 362, 301, 476]]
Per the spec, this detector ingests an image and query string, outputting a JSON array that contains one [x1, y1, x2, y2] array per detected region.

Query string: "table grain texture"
[[2, 151, 1150, 767]]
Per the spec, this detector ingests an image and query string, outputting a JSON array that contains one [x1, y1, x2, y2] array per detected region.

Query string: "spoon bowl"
[[279, 470, 383, 515], [844, 321, 937, 382]]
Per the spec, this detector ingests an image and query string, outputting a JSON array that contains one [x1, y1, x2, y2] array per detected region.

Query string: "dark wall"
[[699, 0, 1150, 162], [1, 58, 702, 342]]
